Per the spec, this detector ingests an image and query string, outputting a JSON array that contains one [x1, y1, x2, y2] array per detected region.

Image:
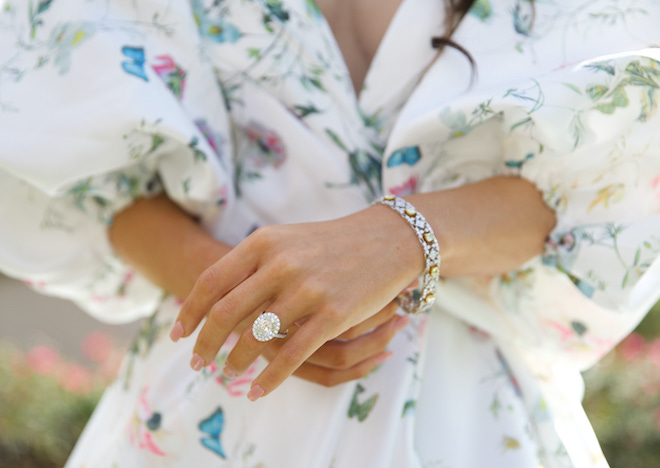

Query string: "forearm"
[[108, 195, 232, 300], [381, 176, 557, 277]]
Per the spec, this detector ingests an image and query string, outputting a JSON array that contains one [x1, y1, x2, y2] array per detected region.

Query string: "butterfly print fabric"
[[1, 0, 660, 467]]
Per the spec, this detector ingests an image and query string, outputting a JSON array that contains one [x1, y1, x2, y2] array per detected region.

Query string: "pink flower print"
[[141, 431, 166, 457], [546, 319, 613, 356], [129, 386, 167, 457], [244, 122, 287, 168], [195, 119, 224, 157], [389, 176, 418, 198], [547, 320, 574, 342], [468, 326, 491, 342], [214, 184, 229, 207], [618, 332, 646, 362], [152, 55, 187, 100], [651, 176, 660, 211], [22, 279, 46, 290], [216, 361, 258, 397]]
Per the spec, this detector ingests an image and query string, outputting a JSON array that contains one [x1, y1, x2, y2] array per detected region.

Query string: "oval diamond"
[[252, 312, 282, 342]]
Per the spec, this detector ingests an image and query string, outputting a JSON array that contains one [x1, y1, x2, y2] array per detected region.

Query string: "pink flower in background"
[[647, 338, 660, 367], [26, 345, 61, 375], [618, 333, 646, 362], [99, 348, 125, 380], [57, 363, 95, 394], [81, 332, 114, 363]]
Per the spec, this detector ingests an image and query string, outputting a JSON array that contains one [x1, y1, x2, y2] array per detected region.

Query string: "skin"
[[109, 0, 557, 401], [109, 195, 409, 386]]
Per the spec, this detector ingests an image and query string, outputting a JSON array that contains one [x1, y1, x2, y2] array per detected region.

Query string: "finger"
[[289, 350, 394, 387], [245, 314, 340, 401], [223, 292, 306, 376], [189, 270, 277, 370], [336, 300, 399, 340], [171, 239, 261, 342], [305, 314, 409, 369]]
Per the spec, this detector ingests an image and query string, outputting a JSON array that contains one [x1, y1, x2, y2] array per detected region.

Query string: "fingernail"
[[190, 353, 205, 372], [223, 366, 237, 379], [247, 384, 265, 402], [170, 321, 184, 342], [375, 351, 394, 366], [394, 314, 410, 332]]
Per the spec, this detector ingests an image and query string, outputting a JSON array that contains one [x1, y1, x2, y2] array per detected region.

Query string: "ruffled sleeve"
[[0, 1, 233, 322], [383, 48, 660, 370]]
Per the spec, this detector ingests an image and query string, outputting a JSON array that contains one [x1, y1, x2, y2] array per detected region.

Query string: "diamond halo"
[[252, 312, 287, 342]]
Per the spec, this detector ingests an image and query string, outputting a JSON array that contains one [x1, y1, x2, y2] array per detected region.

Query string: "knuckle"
[[197, 268, 219, 294], [298, 278, 326, 302], [340, 327, 361, 341], [250, 225, 274, 246], [208, 300, 233, 324], [330, 349, 353, 370], [321, 304, 350, 328], [271, 251, 302, 277], [318, 372, 339, 388], [279, 344, 304, 368]]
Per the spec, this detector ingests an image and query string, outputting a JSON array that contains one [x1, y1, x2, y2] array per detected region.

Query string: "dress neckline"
[[311, 0, 444, 114]]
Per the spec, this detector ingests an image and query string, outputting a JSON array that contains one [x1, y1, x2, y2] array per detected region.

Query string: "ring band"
[[252, 311, 288, 342]]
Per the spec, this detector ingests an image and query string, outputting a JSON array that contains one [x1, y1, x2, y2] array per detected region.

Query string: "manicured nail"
[[170, 321, 184, 342], [223, 366, 237, 379], [190, 353, 205, 372], [247, 384, 265, 402], [375, 351, 394, 366], [394, 314, 411, 332]]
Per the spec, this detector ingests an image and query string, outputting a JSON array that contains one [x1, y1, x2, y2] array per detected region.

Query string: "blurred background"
[[0, 272, 659, 467]]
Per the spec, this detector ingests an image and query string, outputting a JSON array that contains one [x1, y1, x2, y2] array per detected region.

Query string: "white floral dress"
[[2, 0, 660, 466]]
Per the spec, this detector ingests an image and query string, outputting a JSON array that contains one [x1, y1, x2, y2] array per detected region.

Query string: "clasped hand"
[[170, 205, 424, 400]]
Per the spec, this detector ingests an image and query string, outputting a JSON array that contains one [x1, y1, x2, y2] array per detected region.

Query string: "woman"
[[1, 0, 660, 466]]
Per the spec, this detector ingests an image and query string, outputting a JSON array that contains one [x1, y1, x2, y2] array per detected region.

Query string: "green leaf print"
[[348, 384, 378, 422], [325, 129, 348, 151], [402, 399, 416, 417], [265, 0, 290, 22], [293, 104, 321, 118], [563, 82, 583, 95], [469, 0, 492, 22], [584, 61, 616, 76], [586, 85, 608, 100], [305, 0, 323, 19]]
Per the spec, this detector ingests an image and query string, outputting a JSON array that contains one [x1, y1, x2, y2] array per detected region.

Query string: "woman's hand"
[[260, 301, 410, 387], [110, 195, 412, 388], [172, 204, 424, 401]]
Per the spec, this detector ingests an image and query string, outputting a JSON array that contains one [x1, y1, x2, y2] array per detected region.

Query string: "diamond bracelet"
[[375, 194, 441, 315]]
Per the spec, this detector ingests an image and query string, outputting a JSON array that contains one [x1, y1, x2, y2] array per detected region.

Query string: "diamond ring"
[[252, 311, 288, 342]]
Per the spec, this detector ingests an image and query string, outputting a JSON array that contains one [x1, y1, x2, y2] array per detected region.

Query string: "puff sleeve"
[[0, 1, 234, 322], [384, 48, 660, 371]]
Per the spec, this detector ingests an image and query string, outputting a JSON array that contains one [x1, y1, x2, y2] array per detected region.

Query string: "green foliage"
[[0, 338, 121, 468], [583, 302, 660, 466]]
